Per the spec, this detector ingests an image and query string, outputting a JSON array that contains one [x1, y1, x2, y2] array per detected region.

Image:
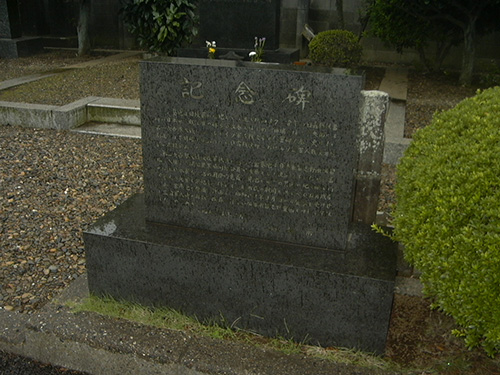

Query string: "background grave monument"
[[0, 0, 44, 58], [198, 0, 280, 50], [85, 57, 396, 354], [179, 0, 299, 63]]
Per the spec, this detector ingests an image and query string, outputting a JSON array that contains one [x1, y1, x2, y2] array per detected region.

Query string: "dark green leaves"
[[121, 0, 198, 55], [394, 87, 500, 355]]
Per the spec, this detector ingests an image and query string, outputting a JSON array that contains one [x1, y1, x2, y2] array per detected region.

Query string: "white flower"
[[249, 51, 257, 57]]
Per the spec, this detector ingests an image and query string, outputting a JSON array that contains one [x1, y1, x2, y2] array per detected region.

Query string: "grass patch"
[[69, 294, 398, 372]]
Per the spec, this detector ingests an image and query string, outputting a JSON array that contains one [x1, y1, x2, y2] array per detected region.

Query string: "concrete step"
[[72, 122, 141, 138], [86, 98, 140, 126]]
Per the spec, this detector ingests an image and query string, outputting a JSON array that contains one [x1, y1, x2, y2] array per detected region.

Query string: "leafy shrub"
[[121, 0, 198, 55], [393, 86, 500, 355], [308, 30, 362, 67]]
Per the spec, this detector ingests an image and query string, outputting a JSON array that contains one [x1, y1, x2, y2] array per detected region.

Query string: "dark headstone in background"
[[18, 0, 49, 36], [0, 0, 22, 38], [197, 0, 280, 49], [0, 0, 44, 58], [141, 58, 363, 249]]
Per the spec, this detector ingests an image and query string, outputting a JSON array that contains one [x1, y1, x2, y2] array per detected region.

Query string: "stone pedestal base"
[[84, 194, 397, 354], [177, 47, 300, 64], [0, 36, 43, 58]]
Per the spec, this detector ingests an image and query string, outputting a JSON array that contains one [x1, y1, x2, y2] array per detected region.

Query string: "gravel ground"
[[405, 70, 483, 138], [0, 126, 143, 313], [0, 52, 140, 106], [0, 51, 102, 82], [0, 350, 89, 375]]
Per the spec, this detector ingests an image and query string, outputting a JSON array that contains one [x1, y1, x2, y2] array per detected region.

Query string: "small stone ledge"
[[383, 137, 412, 165], [87, 98, 141, 126], [0, 97, 141, 130]]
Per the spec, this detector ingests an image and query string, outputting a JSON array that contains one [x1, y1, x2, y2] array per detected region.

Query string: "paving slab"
[[87, 98, 141, 126], [0, 72, 59, 91], [73, 122, 141, 138], [379, 68, 412, 165], [379, 67, 408, 102], [384, 101, 406, 140]]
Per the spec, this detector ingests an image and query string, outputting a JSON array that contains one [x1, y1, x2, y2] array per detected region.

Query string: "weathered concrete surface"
[[0, 97, 99, 129], [0, 97, 140, 130], [87, 98, 140, 126], [378, 68, 412, 165], [378, 67, 408, 102]]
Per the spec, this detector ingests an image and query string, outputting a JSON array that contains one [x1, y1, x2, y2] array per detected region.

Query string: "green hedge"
[[308, 30, 362, 68], [394, 86, 500, 355]]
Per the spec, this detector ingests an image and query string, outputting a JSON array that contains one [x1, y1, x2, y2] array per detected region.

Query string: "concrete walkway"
[[0, 63, 416, 375], [378, 67, 412, 165], [0, 51, 142, 91]]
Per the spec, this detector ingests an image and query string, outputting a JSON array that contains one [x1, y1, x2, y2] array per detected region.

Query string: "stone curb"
[[0, 72, 59, 91], [0, 97, 140, 130], [0, 275, 397, 375]]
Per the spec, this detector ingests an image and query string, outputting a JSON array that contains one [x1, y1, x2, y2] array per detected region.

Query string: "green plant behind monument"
[[393, 86, 500, 356], [121, 0, 198, 55], [308, 30, 362, 68]]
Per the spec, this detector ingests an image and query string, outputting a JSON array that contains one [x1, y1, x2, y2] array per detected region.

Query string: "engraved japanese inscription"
[[141, 60, 363, 249]]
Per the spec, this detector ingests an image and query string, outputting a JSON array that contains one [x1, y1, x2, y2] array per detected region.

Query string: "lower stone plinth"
[[0, 36, 43, 58], [177, 47, 300, 64], [84, 194, 397, 354]]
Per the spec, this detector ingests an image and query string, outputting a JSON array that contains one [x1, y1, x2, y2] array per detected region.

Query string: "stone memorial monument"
[[179, 0, 299, 63], [85, 57, 396, 354]]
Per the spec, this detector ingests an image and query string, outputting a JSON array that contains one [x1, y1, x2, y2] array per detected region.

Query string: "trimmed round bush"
[[308, 30, 362, 67], [394, 86, 500, 355]]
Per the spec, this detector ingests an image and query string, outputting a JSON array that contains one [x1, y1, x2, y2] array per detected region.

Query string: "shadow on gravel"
[[0, 350, 89, 375]]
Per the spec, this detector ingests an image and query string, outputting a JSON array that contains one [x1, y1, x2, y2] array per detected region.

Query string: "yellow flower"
[[209, 48, 216, 53]]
